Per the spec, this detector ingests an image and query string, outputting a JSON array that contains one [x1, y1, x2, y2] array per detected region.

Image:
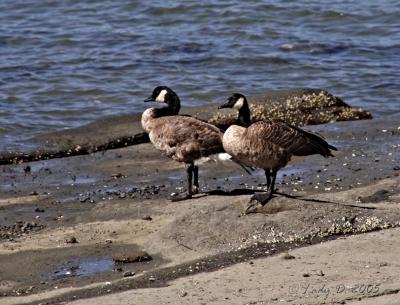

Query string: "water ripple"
[[0, 0, 399, 150]]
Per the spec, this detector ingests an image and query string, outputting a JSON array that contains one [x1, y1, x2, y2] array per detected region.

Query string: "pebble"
[[112, 250, 152, 263], [79, 193, 95, 203], [1, 221, 44, 240], [123, 271, 135, 277], [281, 253, 295, 260], [111, 173, 125, 179], [20, 221, 38, 232], [180, 291, 188, 297], [65, 236, 78, 244]]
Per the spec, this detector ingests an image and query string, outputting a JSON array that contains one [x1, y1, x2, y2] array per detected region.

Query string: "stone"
[[112, 250, 152, 263], [65, 236, 78, 244], [281, 253, 296, 260]]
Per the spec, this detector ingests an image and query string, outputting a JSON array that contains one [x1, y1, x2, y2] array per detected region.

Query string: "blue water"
[[52, 257, 114, 278], [0, 1, 399, 150]]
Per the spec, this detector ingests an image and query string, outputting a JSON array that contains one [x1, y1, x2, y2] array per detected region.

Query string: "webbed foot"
[[169, 192, 192, 202], [244, 200, 262, 214], [250, 191, 273, 206], [243, 192, 273, 214]]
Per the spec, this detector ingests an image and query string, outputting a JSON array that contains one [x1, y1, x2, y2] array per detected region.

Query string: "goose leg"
[[265, 169, 271, 190], [170, 163, 194, 202], [193, 165, 199, 194], [250, 169, 277, 205]]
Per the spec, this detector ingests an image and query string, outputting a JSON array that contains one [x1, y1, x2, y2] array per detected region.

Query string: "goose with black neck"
[[142, 86, 225, 201], [219, 93, 337, 208]]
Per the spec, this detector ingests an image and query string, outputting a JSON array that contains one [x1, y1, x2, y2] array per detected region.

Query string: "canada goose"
[[142, 86, 225, 201], [219, 93, 337, 205]]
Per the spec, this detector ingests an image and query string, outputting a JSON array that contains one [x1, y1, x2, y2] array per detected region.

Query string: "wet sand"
[[0, 111, 399, 304], [64, 227, 400, 305]]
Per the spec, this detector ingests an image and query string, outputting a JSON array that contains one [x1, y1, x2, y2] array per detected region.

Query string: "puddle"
[[220, 165, 302, 182], [52, 257, 114, 278], [65, 177, 97, 185], [278, 165, 303, 178], [166, 174, 182, 181]]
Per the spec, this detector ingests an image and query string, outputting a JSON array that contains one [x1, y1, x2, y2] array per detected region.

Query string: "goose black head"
[[219, 93, 251, 127], [218, 93, 247, 110], [144, 86, 174, 103], [144, 86, 181, 116]]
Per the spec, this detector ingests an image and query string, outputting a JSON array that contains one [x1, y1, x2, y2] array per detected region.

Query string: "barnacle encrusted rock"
[[209, 90, 372, 127]]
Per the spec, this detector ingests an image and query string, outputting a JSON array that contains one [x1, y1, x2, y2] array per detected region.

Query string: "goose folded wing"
[[155, 116, 223, 156], [252, 120, 336, 157]]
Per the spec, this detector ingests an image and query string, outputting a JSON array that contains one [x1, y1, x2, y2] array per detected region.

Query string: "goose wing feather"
[[148, 115, 223, 162], [247, 120, 336, 157]]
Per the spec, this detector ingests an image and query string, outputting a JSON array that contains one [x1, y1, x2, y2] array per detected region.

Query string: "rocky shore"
[[0, 88, 370, 165], [1, 89, 399, 305]]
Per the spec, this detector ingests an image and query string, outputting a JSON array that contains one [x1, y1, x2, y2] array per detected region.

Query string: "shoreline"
[[0, 98, 398, 305], [0, 88, 371, 165], [0, 175, 399, 304]]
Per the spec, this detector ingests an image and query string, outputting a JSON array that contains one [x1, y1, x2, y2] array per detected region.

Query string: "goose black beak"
[[218, 101, 231, 109], [144, 96, 154, 102]]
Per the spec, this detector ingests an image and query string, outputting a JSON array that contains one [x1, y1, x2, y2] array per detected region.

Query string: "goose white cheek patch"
[[233, 97, 244, 110], [155, 89, 167, 102]]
